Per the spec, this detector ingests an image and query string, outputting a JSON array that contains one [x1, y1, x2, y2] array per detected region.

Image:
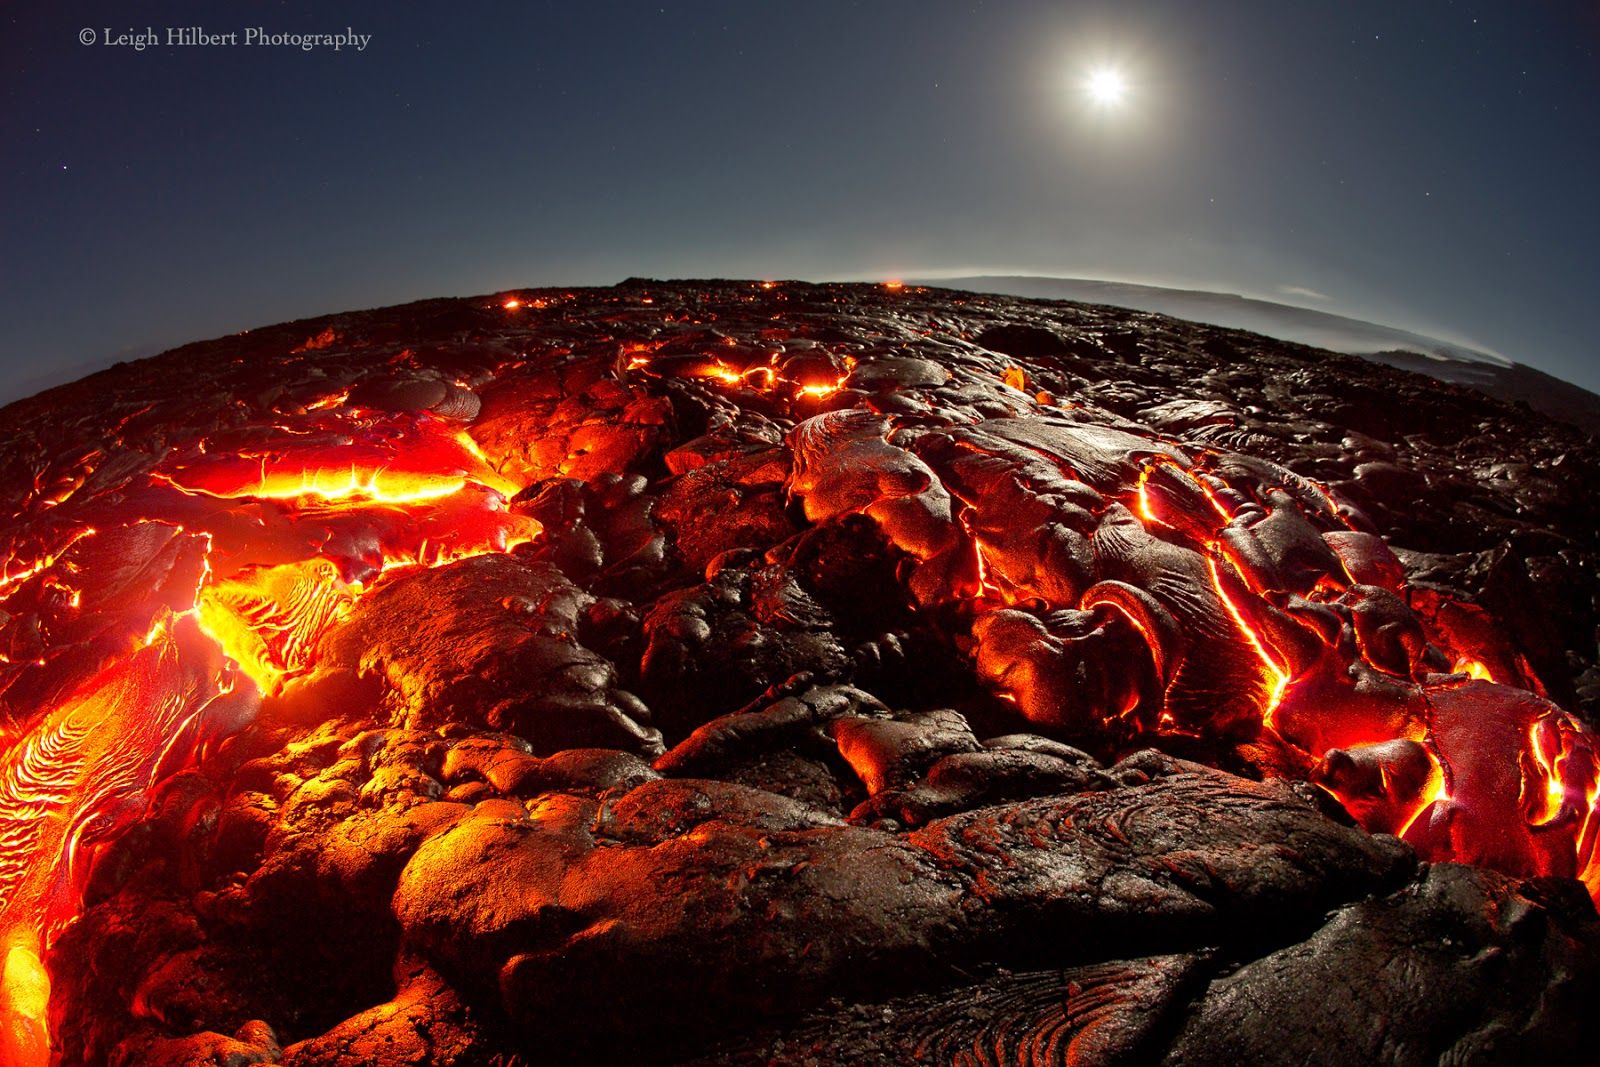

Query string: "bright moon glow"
[[1085, 67, 1127, 106]]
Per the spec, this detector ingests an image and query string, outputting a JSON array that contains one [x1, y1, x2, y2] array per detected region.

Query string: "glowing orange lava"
[[0, 530, 97, 599], [195, 558, 355, 693], [1207, 555, 1292, 729], [4, 316, 1600, 1059], [796, 377, 847, 400], [0, 404, 537, 1058], [972, 539, 1005, 601], [635, 350, 852, 400], [158, 425, 519, 503], [1394, 750, 1450, 840]]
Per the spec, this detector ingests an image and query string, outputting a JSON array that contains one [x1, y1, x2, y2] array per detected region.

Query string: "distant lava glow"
[[0, 403, 536, 1064]]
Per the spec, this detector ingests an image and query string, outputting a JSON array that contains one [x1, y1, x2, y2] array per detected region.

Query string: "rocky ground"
[[4, 280, 1598, 1065]]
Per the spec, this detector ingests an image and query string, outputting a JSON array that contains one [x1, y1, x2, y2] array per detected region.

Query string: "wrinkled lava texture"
[[3, 280, 1599, 1066]]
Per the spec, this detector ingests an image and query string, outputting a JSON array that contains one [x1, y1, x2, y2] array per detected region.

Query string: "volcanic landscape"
[[1, 280, 1596, 1066]]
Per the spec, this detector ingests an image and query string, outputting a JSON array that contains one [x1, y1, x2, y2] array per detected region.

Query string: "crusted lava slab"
[[3, 280, 1599, 1065]]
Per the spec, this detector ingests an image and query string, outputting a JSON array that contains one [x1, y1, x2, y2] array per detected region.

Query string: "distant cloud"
[[1278, 285, 1330, 301]]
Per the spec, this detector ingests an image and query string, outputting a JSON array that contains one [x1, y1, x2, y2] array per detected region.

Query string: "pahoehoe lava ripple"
[[1, 280, 1597, 1065]]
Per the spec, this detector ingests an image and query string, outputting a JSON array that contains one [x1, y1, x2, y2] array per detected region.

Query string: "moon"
[[1084, 66, 1128, 107]]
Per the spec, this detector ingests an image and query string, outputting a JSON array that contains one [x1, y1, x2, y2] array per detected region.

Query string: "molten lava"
[[1, 283, 1597, 1064], [1207, 555, 1292, 730], [0, 405, 535, 1061], [195, 558, 354, 692]]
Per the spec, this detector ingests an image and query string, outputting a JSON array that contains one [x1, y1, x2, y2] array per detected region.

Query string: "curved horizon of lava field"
[[1, 279, 1598, 1066]]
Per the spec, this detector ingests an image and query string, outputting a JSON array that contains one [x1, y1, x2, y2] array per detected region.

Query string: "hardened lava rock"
[[5, 280, 1600, 1065]]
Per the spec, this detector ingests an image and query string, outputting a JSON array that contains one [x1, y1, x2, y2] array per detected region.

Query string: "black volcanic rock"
[[929, 275, 1600, 435], [4, 280, 1599, 1066]]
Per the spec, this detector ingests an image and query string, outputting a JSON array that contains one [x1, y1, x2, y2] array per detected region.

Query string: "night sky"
[[4, 1, 1597, 401]]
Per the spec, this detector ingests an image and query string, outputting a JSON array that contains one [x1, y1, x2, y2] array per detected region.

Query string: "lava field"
[[0, 280, 1597, 1065]]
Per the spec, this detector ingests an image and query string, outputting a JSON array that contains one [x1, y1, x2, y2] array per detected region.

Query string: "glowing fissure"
[[1206, 555, 1292, 730], [1392, 748, 1449, 840], [1133, 455, 1290, 726], [0, 530, 97, 600], [626, 346, 853, 401], [0, 408, 536, 1057], [936, 425, 1600, 902], [1128, 453, 1596, 892]]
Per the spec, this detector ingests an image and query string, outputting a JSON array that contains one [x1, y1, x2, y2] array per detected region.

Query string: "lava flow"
[[3, 282, 1599, 1064], [0, 403, 534, 1064], [777, 390, 1600, 901], [667, 317, 1600, 897]]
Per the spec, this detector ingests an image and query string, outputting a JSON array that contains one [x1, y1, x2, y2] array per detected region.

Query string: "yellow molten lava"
[[196, 559, 356, 693], [0, 941, 48, 1067], [0, 408, 540, 1059], [225, 464, 467, 503]]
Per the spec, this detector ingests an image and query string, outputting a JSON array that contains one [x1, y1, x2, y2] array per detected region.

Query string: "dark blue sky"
[[4, 1, 1597, 398]]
